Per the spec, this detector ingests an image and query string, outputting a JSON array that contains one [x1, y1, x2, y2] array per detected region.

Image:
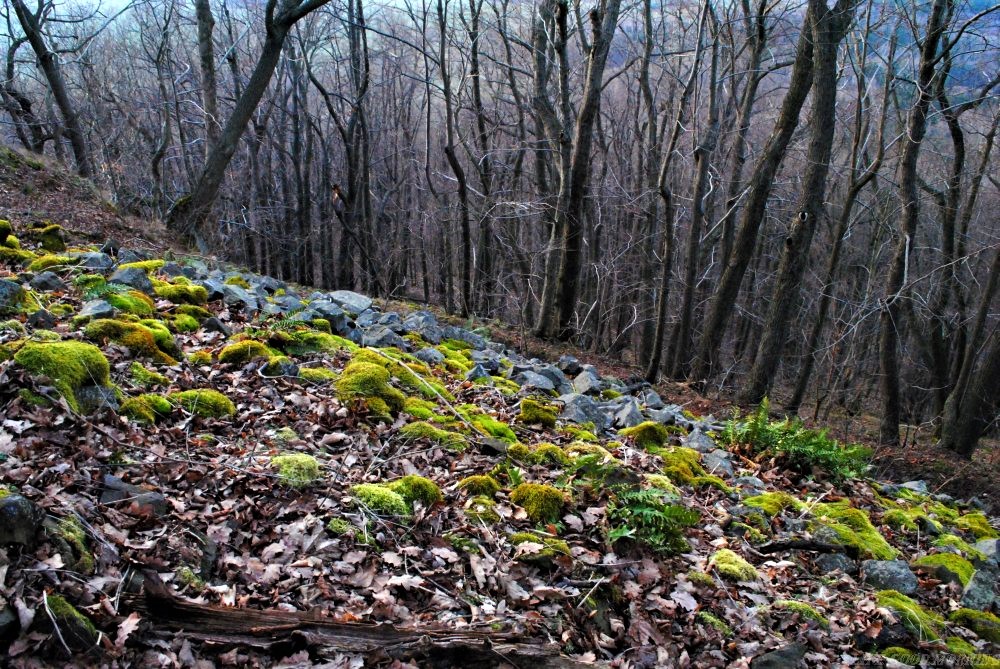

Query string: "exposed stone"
[[29, 271, 65, 292], [0, 601, 16, 641], [377, 312, 404, 331], [899, 480, 929, 495], [814, 552, 857, 575], [361, 325, 407, 349], [750, 642, 806, 669], [402, 311, 443, 344], [466, 363, 491, 381], [0, 279, 25, 315], [222, 284, 259, 312], [289, 309, 322, 323], [557, 354, 582, 376], [329, 290, 373, 316], [639, 388, 665, 409], [0, 494, 45, 546], [258, 276, 284, 294], [76, 385, 120, 414], [415, 347, 445, 366], [441, 325, 486, 349], [609, 397, 644, 428], [78, 299, 116, 321], [271, 294, 305, 312], [469, 349, 501, 374], [160, 262, 189, 278], [559, 393, 606, 427], [512, 370, 555, 392], [734, 476, 766, 491], [683, 429, 717, 453], [27, 309, 56, 329], [100, 475, 167, 517], [702, 449, 734, 478], [117, 248, 148, 264], [535, 364, 571, 394], [198, 279, 226, 301], [76, 252, 114, 271], [309, 300, 350, 334], [973, 539, 998, 565], [202, 317, 231, 337], [647, 404, 686, 425], [861, 560, 918, 595], [109, 266, 154, 294], [961, 568, 997, 611], [573, 369, 602, 395]]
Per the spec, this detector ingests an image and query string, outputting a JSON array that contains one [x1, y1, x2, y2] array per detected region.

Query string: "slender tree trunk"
[[194, 0, 221, 155]]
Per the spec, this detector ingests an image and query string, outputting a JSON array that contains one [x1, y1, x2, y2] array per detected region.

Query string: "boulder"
[[78, 299, 117, 321], [108, 266, 154, 294], [512, 370, 555, 392], [702, 449, 734, 478], [415, 347, 445, 366], [469, 349, 501, 374], [899, 480, 929, 495], [608, 397, 644, 428], [441, 325, 486, 350], [222, 284, 259, 313], [814, 552, 857, 575], [559, 393, 606, 427], [377, 312, 404, 331], [639, 388, 665, 410], [0, 494, 45, 545], [465, 364, 491, 381], [573, 368, 603, 395], [402, 311, 444, 344], [0, 279, 25, 315], [76, 252, 115, 271], [76, 385, 120, 414], [309, 300, 351, 334], [961, 568, 997, 610], [361, 325, 407, 349], [683, 429, 717, 453], [29, 271, 65, 292], [328, 290, 373, 316], [117, 248, 149, 264], [557, 354, 582, 376], [535, 364, 571, 394], [734, 476, 766, 491], [861, 560, 918, 595], [647, 404, 686, 425], [202, 317, 232, 337], [100, 475, 167, 517], [197, 279, 226, 301], [27, 309, 56, 330]]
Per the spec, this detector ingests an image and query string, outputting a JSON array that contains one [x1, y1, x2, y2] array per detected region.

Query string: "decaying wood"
[[126, 572, 597, 667], [756, 540, 859, 559]]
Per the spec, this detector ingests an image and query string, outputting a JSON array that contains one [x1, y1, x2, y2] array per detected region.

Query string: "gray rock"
[[272, 294, 305, 312], [222, 284, 259, 312], [609, 397, 644, 428], [198, 279, 225, 301], [76, 252, 114, 271], [861, 560, 918, 595], [261, 302, 285, 316], [108, 266, 154, 294], [647, 404, 686, 425], [78, 299, 117, 321], [29, 271, 65, 292], [734, 476, 766, 491], [289, 309, 322, 323], [377, 312, 404, 330], [361, 325, 407, 349], [683, 429, 717, 453], [258, 276, 285, 294], [973, 539, 999, 565], [415, 347, 445, 365], [263, 357, 299, 377], [0, 279, 25, 315], [469, 349, 501, 373], [402, 310, 444, 344], [355, 310, 377, 328], [513, 370, 555, 392], [557, 355, 582, 376], [639, 389, 665, 410], [899, 480, 929, 495], [814, 552, 857, 575], [202, 317, 231, 337], [535, 364, 571, 394], [573, 369, 603, 395], [961, 568, 997, 610], [27, 309, 56, 329], [100, 474, 167, 517], [751, 643, 806, 669], [702, 449, 734, 478], [76, 385, 120, 414], [441, 325, 486, 349], [117, 248, 149, 264], [329, 290, 373, 316], [160, 261, 189, 278], [0, 494, 45, 545], [310, 300, 350, 334], [559, 393, 606, 427], [465, 363, 491, 381]]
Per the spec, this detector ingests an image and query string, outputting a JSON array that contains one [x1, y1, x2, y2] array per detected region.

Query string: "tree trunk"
[[194, 0, 221, 155]]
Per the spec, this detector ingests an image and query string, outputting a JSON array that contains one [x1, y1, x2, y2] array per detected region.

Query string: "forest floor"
[[1, 145, 998, 668]]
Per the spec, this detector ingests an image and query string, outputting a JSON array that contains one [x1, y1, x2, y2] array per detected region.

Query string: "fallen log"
[[124, 571, 596, 667], [756, 539, 859, 559]]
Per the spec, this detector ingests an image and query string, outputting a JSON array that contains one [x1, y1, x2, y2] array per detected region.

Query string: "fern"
[[606, 486, 699, 554], [84, 282, 132, 301]]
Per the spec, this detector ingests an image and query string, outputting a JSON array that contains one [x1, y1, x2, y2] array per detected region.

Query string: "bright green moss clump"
[[403, 396, 437, 419], [44, 594, 97, 647], [350, 483, 409, 515], [709, 548, 758, 581], [881, 647, 919, 665], [467, 413, 518, 443], [84, 318, 177, 364], [386, 475, 442, 507], [299, 366, 338, 383], [326, 518, 355, 536], [271, 454, 321, 488], [27, 254, 74, 271], [510, 531, 571, 562], [950, 608, 1000, 643], [399, 421, 468, 451], [171, 314, 200, 333], [105, 290, 155, 316], [130, 361, 169, 388], [13, 340, 110, 412], [933, 534, 987, 561], [465, 495, 501, 523], [956, 512, 999, 539], [27, 223, 66, 252], [517, 398, 558, 428], [120, 393, 172, 423], [532, 443, 570, 466], [659, 447, 732, 491], [56, 516, 95, 573], [155, 283, 208, 305], [224, 275, 250, 288], [279, 329, 358, 355], [696, 611, 733, 635], [175, 304, 212, 320], [744, 492, 805, 516], [0, 246, 36, 265], [911, 553, 975, 586], [169, 389, 235, 418], [813, 502, 898, 560], [336, 361, 406, 418], [876, 590, 943, 640], [188, 350, 212, 366], [352, 348, 454, 402], [218, 340, 271, 364], [620, 421, 671, 449], [458, 475, 500, 497], [510, 482, 565, 523], [772, 600, 829, 628], [119, 259, 164, 272]]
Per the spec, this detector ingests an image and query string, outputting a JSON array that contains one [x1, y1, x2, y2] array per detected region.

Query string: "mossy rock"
[[118, 259, 164, 273], [403, 396, 437, 419], [105, 290, 155, 316], [218, 340, 272, 364], [350, 483, 409, 516], [458, 475, 500, 497], [510, 531, 571, 563], [771, 599, 829, 628], [466, 413, 517, 443], [13, 340, 110, 412], [120, 393, 173, 423], [26, 223, 66, 252], [83, 318, 178, 364], [352, 348, 454, 402], [42, 594, 98, 650], [27, 254, 75, 271], [174, 304, 212, 320], [465, 495, 501, 523], [709, 548, 757, 581], [188, 350, 212, 366], [910, 553, 975, 587], [224, 275, 250, 288], [171, 314, 200, 333], [155, 283, 208, 305], [399, 421, 468, 451], [517, 398, 558, 428], [743, 491, 805, 516], [696, 611, 732, 635], [336, 361, 406, 419], [813, 502, 897, 560], [0, 220, 12, 239], [271, 454, 321, 488], [53, 516, 95, 574], [619, 421, 671, 449], [510, 482, 565, 523], [299, 366, 338, 383], [532, 443, 571, 466], [0, 246, 37, 266], [277, 330, 358, 355], [932, 534, 987, 561], [130, 361, 169, 388], [876, 590, 943, 640], [386, 474, 442, 507], [956, 512, 998, 539], [950, 608, 1000, 643], [658, 446, 731, 492], [169, 389, 235, 418]]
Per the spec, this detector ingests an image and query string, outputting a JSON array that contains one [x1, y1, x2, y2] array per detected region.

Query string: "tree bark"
[[194, 0, 221, 155]]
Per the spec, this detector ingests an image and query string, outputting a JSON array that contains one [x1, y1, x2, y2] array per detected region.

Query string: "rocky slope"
[[0, 219, 998, 668]]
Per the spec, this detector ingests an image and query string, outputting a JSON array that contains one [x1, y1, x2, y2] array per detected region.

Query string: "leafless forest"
[[2, 0, 999, 451]]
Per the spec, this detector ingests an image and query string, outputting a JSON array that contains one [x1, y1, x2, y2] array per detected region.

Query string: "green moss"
[[27, 223, 66, 252], [464, 495, 501, 523], [45, 594, 97, 645], [0, 220, 11, 238], [644, 473, 681, 497], [881, 647, 919, 665], [171, 314, 200, 333], [3, 234, 20, 248], [709, 548, 757, 581], [956, 512, 999, 539], [262, 356, 296, 376], [510, 482, 565, 523], [506, 443, 534, 463], [120, 393, 172, 423], [311, 318, 331, 333], [139, 319, 180, 357], [169, 389, 235, 418], [772, 600, 829, 628], [0, 246, 35, 266], [950, 609, 1000, 643], [436, 343, 474, 373], [280, 330, 358, 355], [561, 424, 599, 443], [0, 319, 25, 334], [686, 570, 716, 587], [911, 553, 975, 586], [188, 350, 212, 365], [13, 340, 110, 412], [174, 304, 212, 320], [106, 290, 155, 315], [565, 442, 615, 460], [946, 636, 976, 656], [491, 376, 521, 395], [458, 475, 500, 497], [327, 517, 355, 536], [57, 516, 94, 573], [224, 275, 250, 288], [876, 590, 944, 640], [658, 446, 732, 492], [18, 388, 49, 406], [73, 274, 105, 291], [353, 348, 454, 402], [813, 502, 898, 560], [730, 522, 769, 544], [517, 398, 558, 428], [403, 396, 437, 419], [271, 454, 320, 488], [743, 492, 805, 516], [932, 534, 987, 561], [350, 483, 409, 515], [883, 508, 919, 531], [510, 531, 571, 562], [155, 283, 208, 305], [218, 340, 271, 364], [299, 366, 338, 383], [27, 254, 74, 271], [336, 361, 406, 418], [399, 421, 468, 451], [532, 443, 570, 465], [130, 361, 169, 388], [600, 388, 622, 400], [620, 421, 671, 449], [468, 414, 517, 443], [119, 259, 164, 272], [696, 611, 732, 635], [176, 566, 205, 590], [83, 318, 177, 364], [386, 474, 442, 507]]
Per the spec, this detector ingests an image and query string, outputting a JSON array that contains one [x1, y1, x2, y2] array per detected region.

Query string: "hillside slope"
[[1, 216, 999, 668]]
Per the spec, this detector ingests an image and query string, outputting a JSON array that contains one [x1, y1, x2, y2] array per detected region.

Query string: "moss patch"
[[743, 492, 805, 516], [386, 475, 442, 507], [658, 446, 732, 491], [271, 454, 321, 488], [510, 531, 571, 562], [120, 393, 172, 423], [465, 495, 501, 523], [956, 512, 999, 539], [876, 590, 943, 640], [130, 361, 169, 388], [399, 421, 468, 451], [155, 283, 208, 305], [620, 421, 671, 449], [299, 366, 338, 383], [119, 259, 164, 273], [336, 361, 406, 418], [458, 475, 500, 497], [813, 502, 898, 560], [403, 396, 437, 419], [910, 553, 975, 586], [105, 290, 155, 316], [772, 600, 829, 628], [696, 611, 733, 635], [44, 594, 97, 648], [709, 548, 758, 581], [13, 340, 110, 412], [169, 389, 235, 418], [510, 482, 565, 523], [517, 398, 558, 428], [949, 609, 1000, 643], [219, 340, 271, 364], [0, 246, 35, 266], [350, 483, 409, 515], [27, 254, 74, 271], [84, 318, 177, 364]]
